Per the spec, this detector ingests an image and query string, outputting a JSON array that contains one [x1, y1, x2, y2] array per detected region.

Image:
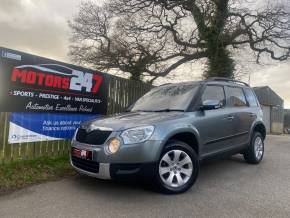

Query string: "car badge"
[[86, 124, 95, 133]]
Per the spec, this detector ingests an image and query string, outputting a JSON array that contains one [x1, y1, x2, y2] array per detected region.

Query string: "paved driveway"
[[1, 135, 290, 218]]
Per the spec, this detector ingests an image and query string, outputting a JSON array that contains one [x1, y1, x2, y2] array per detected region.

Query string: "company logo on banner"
[[0, 47, 108, 114], [8, 113, 98, 144], [0, 47, 109, 144]]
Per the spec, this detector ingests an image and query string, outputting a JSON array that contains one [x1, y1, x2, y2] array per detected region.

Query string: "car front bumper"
[[70, 156, 156, 180], [70, 157, 111, 179], [70, 139, 162, 179]]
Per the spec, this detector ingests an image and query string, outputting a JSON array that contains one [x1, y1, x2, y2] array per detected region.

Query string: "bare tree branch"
[[69, 0, 290, 82]]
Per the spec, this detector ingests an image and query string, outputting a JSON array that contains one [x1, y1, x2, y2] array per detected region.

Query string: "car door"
[[243, 87, 260, 134], [224, 86, 253, 147], [195, 85, 237, 157]]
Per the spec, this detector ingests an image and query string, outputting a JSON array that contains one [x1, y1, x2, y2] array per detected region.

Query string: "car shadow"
[[69, 154, 250, 196], [70, 173, 157, 196]]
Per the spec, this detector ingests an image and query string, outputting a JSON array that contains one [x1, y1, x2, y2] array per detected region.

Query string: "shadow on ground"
[[69, 154, 248, 196]]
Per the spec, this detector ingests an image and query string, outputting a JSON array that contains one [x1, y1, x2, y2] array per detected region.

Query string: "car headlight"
[[106, 138, 121, 154], [120, 126, 155, 145]]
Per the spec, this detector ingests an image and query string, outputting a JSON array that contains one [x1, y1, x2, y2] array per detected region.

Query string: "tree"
[[70, 0, 290, 81], [69, 2, 180, 83]]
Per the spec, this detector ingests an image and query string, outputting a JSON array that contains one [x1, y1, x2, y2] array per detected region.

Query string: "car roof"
[[159, 77, 250, 89]]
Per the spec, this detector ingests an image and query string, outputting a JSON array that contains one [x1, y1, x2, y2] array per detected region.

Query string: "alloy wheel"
[[254, 136, 264, 160], [159, 149, 193, 188]]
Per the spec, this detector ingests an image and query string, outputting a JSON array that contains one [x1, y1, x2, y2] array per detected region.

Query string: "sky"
[[0, 0, 289, 108]]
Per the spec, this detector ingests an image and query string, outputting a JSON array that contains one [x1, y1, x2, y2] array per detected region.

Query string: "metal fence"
[[284, 109, 290, 134], [271, 106, 284, 134], [0, 75, 152, 164]]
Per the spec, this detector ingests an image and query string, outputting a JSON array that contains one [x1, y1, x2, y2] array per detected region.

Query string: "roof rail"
[[206, 77, 249, 87], [159, 83, 172, 86]]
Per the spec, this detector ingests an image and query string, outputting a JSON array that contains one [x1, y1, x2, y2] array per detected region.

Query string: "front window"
[[130, 83, 200, 112], [201, 85, 226, 107]]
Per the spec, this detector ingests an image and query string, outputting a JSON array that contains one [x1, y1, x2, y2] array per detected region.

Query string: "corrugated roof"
[[253, 86, 284, 107]]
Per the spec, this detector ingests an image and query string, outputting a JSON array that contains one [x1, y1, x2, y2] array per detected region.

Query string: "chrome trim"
[[85, 124, 113, 133], [72, 128, 79, 141], [72, 141, 103, 149], [70, 159, 111, 180]]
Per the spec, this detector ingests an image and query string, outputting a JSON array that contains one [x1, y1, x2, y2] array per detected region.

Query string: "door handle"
[[250, 113, 256, 117]]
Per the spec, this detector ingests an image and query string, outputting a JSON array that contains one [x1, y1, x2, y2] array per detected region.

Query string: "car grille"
[[76, 128, 112, 145], [71, 156, 99, 173]]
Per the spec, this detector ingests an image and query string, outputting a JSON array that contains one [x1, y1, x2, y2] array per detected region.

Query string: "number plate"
[[72, 148, 92, 160]]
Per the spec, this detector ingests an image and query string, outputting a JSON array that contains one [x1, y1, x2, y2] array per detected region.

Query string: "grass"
[[0, 155, 76, 195]]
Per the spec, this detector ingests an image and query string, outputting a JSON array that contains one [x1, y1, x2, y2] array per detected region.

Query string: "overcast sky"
[[0, 0, 289, 108]]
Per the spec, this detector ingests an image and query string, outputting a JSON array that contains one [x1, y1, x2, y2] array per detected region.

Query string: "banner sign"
[[0, 47, 108, 114], [8, 112, 98, 144]]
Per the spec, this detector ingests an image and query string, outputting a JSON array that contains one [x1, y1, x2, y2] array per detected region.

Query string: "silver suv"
[[71, 77, 266, 194]]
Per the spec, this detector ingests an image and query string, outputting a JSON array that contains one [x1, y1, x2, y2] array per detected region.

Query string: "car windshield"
[[130, 83, 200, 112]]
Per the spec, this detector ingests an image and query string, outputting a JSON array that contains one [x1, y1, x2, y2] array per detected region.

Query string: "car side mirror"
[[200, 100, 222, 110]]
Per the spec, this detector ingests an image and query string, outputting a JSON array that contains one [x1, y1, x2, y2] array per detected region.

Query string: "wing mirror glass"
[[201, 100, 222, 110]]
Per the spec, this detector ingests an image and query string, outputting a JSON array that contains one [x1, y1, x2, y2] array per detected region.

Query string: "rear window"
[[244, 88, 258, 107], [225, 86, 247, 107]]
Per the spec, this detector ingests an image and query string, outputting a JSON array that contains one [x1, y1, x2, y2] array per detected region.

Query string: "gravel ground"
[[0, 135, 290, 218]]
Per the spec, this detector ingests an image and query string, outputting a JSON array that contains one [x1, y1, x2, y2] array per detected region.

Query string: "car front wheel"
[[155, 140, 199, 194]]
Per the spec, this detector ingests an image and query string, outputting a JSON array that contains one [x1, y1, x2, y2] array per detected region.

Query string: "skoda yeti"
[[71, 77, 266, 194]]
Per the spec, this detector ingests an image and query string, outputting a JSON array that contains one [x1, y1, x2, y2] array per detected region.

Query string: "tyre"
[[243, 132, 264, 164], [154, 140, 199, 194]]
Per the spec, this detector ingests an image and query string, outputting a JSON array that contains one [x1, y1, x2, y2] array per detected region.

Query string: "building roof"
[[253, 86, 284, 107]]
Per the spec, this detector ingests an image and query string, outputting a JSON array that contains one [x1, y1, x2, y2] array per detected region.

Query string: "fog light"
[[107, 138, 121, 154]]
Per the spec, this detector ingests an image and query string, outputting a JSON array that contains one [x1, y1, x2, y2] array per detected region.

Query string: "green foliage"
[[0, 156, 75, 194], [206, 47, 235, 78]]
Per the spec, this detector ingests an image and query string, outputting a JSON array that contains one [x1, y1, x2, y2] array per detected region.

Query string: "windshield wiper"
[[130, 109, 185, 112], [131, 110, 155, 112], [152, 109, 185, 112]]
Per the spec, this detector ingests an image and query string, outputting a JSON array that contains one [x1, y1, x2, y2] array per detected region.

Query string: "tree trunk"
[[202, 0, 234, 79], [129, 70, 142, 81], [204, 43, 235, 79]]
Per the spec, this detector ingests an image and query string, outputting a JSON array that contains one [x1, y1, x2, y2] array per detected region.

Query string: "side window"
[[226, 86, 247, 107], [244, 88, 258, 107], [201, 86, 225, 107]]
